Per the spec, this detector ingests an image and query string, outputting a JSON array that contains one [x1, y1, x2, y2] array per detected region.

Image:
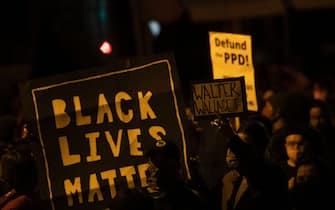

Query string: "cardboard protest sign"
[[191, 77, 247, 118], [209, 32, 258, 111], [20, 55, 189, 210]]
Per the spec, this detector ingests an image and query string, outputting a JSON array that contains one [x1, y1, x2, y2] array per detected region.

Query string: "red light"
[[99, 41, 112, 54]]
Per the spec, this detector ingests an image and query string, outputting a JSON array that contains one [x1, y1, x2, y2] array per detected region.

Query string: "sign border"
[[31, 59, 190, 210]]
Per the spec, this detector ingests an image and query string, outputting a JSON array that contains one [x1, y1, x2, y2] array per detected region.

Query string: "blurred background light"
[[99, 41, 112, 54], [148, 19, 161, 37]]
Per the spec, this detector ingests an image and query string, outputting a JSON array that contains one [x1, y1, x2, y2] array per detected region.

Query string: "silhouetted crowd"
[[183, 84, 335, 210]]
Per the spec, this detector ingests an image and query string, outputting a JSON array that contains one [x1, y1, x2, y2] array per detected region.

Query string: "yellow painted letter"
[[115, 92, 133, 123], [64, 177, 83, 207], [85, 132, 101, 162], [88, 173, 104, 203], [96, 93, 114, 124], [120, 166, 136, 189], [138, 163, 150, 187], [73, 96, 91, 126], [138, 91, 157, 120], [52, 99, 71, 129], [127, 129, 143, 156], [101, 170, 117, 199], [104, 130, 123, 157], [59, 136, 80, 166], [149, 126, 167, 140]]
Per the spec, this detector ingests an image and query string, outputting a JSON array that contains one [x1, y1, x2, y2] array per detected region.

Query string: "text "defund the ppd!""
[[215, 38, 250, 66]]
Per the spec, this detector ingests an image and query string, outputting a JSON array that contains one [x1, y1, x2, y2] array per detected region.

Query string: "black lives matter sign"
[[21, 56, 189, 210], [192, 77, 247, 118]]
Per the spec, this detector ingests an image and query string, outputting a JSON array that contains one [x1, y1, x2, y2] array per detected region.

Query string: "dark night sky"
[[0, 1, 334, 83]]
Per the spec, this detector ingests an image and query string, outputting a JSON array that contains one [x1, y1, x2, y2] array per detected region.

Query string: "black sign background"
[[21, 55, 189, 210]]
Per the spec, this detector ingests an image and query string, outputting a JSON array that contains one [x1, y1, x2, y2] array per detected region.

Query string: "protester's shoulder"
[[1, 194, 32, 210]]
